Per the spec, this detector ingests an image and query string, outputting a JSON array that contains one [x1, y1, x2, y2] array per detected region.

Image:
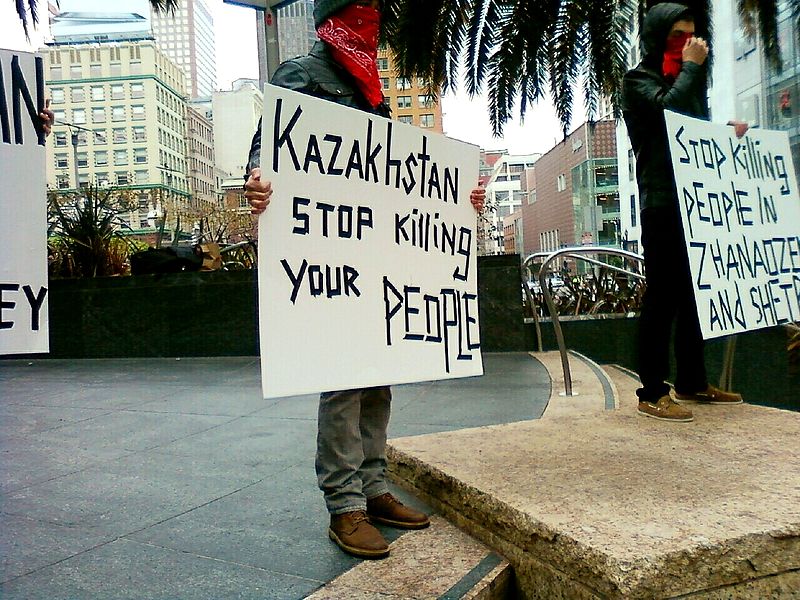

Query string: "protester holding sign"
[[622, 3, 745, 423], [244, 0, 485, 559]]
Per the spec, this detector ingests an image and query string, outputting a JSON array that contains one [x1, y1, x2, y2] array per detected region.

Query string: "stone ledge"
[[387, 403, 800, 599]]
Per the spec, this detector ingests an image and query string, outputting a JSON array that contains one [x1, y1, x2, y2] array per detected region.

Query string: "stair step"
[[304, 516, 514, 600]]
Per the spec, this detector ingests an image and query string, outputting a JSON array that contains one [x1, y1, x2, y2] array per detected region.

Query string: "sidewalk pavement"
[[0, 353, 550, 600]]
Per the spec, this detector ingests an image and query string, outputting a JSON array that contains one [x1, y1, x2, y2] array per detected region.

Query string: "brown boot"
[[367, 493, 430, 529], [675, 384, 743, 405], [329, 511, 389, 559]]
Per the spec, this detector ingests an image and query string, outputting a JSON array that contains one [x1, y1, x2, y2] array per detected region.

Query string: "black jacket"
[[246, 41, 391, 175], [622, 3, 709, 211]]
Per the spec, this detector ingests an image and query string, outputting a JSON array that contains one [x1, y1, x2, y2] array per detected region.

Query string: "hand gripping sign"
[[665, 110, 800, 340], [0, 48, 49, 355], [257, 85, 483, 399]]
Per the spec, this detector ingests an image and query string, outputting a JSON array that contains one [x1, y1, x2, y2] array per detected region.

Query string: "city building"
[[211, 78, 263, 178], [480, 152, 540, 254], [275, 0, 316, 63], [45, 40, 191, 233], [378, 47, 444, 133], [518, 121, 619, 260], [186, 104, 216, 209], [151, 0, 216, 98]]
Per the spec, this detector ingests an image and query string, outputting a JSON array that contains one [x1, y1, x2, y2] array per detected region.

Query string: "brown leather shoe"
[[329, 511, 389, 559], [366, 493, 430, 529], [674, 384, 743, 404], [637, 395, 694, 422]]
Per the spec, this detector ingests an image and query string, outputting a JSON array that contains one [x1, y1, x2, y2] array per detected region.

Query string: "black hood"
[[640, 3, 694, 67]]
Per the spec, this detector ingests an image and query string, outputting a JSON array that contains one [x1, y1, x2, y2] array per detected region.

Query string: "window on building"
[[398, 115, 413, 124], [557, 173, 566, 192], [630, 194, 637, 227], [113, 128, 127, 143], [130, 61, 142, 75], [132, 105, 145, 120], [397, 95, 412, 109], [54, 132, 67, 147], [92, 107, 106, 123], [377, 57, 389, 71], [132, 126, 146, 142], [114, 149, 128, 165], [78, 173, 90, 188], [418, 94, 434, 108], [95, 151, 108, 166], [73, 108, 86, 124], [134, 148, 147, 164], [69, 65, 82, 79], [90, 64, 101, 77], [380, 77, 389, 90], [396, 77, 412, 90], [57, 174, 70, 189], [420, 114, 435, 128], [55, 154, 68, 169], [628, 149, 635, 180], [135, 170, 149, 184], [130, 82, 144, 98], [93, 130, 107, 145], [90, 86, 104, 101], [50, 88, 65, 104], [49, 66, 62, 80], [110, 63, 121, 77], [53, 109, 66, 122], [76, 152, 88, 168], [71, 87, 85, 102], [76, 131, 88, 146], [112, 106, 126, 122], [96, 172, 109, 186], [111, 84, 124, 100], [116, 172, 130, 185], [528, 190, 537, 205]]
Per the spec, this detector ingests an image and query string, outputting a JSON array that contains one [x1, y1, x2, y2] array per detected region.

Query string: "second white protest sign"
[[665, 110, 800, 340], [258, 85, 482, 399]]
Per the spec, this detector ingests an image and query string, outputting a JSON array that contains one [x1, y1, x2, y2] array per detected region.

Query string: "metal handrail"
[[523, 247, 646, 396], [523, 246, 737, 397]]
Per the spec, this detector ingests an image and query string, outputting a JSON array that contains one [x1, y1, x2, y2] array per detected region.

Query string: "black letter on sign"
[[11, 55, 46, 146], [272, 99, 303, 173], [383, 276, 403, 346], [0, 283, 20, 329], [292, 197, 311, 235], [23, 285, 47, 331]]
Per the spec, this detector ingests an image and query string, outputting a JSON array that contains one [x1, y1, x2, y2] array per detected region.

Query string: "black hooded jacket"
[[246, 41, 391, 175], [622, 3, 709, 211]]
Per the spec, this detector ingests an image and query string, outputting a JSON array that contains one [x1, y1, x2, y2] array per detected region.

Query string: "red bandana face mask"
[[663, 32, 693, 81], [317, 4, 383, 108]]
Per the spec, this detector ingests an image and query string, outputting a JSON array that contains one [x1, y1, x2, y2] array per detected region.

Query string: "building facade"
[[212, 79, 263, 178], [186, 105, 216, 209], [378, 47, 443, 133], [518, 121, 618, 259], [151, 0, 216, 98], [276, 0, 316, 63], [480, 152, 540, 254], [45, 40, 191, 232]]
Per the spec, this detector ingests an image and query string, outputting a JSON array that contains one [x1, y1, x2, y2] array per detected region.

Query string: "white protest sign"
[[0, 48, 49, 355], [665, 110, 800, 340], [258, 85, 482, 399]]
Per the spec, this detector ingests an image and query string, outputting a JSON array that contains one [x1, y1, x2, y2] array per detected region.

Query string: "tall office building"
[[45, 40, 191, 233], [378, 48, 444, 133], [151, 0, 216, 98], [275, 0, 316, 63]]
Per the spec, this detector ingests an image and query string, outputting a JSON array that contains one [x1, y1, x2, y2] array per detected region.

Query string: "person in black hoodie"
[[622, 3, 746, 422], [244, 0, 486, 559]]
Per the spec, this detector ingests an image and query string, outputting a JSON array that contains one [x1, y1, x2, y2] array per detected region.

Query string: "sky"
[[1, 0, 567, 156]]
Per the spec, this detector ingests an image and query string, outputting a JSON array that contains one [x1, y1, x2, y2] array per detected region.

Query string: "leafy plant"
[[48, 186, 141, 278]]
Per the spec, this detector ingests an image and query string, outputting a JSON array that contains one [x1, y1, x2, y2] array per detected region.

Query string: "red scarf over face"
[[662, 32, 693, 82], [317, 4, 384, 108]]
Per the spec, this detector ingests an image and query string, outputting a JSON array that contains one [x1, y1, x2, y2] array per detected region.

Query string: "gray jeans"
[[316, 386, 392, 515]]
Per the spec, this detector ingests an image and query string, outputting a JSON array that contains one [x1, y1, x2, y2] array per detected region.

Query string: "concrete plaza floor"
[[0, 353, 550, 599]]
